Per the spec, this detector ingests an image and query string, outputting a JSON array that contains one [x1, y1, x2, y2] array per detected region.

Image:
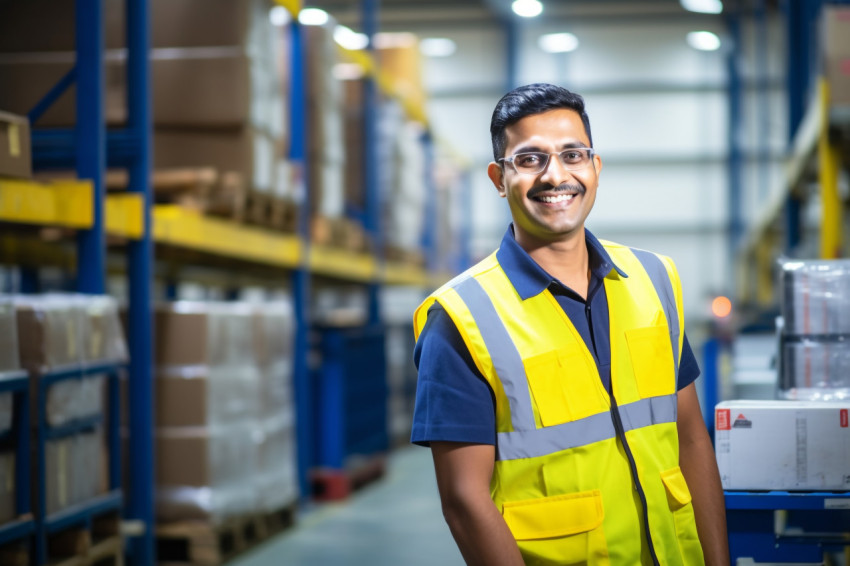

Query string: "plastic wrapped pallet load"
[[0, 295, 21, 526], [154, 301, 262, 523], [778, 258, 850, 401]]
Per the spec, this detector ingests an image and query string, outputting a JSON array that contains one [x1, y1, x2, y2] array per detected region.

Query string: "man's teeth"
[[538, 193, 575, 204]]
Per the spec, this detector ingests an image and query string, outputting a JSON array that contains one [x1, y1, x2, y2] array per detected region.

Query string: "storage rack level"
[[34, 361, 124, 565], [725, 490, 850, 563], [0, 370, 35, 548]]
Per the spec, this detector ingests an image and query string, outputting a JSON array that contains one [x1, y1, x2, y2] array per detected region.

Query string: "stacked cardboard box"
[[778, 258, 850, 401], [305, 23, 346, 221], [0, 0, 295, 213], [154, 299, 297, 523], [9, 293, 128, 517], [0, 297, 21, 525]]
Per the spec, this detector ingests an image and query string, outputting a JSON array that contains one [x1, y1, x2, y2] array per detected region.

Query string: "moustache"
[[528, 182, 585, 199]]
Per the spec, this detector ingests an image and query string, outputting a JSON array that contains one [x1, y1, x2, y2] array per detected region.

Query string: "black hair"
[[490, 83, 593, 161]]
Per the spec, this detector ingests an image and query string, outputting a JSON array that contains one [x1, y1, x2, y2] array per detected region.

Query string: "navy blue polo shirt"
[[411, 226, 700, 447]]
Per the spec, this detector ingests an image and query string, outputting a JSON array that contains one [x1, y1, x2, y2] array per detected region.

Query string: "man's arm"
[[677, 383, 730, 566], [431, 442, 525, 566]]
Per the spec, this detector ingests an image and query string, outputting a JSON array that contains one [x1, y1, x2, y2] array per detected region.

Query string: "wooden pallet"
[[245, 193, 298, 232], [310, 215, 368, 251], [385, 245, 425, 267], [106, 168, 217, 213], [0, 539, 29, 566], [47, 512, 124, 566], [311, 453, 388, 502], [156, 503, 297, 566]]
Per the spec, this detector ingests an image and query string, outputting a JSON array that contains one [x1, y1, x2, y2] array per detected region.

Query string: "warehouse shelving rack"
[[33, 362, 125, 565], [0, 369, 33, 549], [1, 0, 452, 563], [726, 491, 850, 563]]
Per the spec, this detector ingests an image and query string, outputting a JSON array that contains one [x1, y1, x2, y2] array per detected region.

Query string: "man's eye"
[[562, 150, 583, 161], [516, 154, 542, 166]]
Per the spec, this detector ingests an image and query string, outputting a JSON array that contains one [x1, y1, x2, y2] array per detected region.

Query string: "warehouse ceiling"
[[300, 0, 753, 30]]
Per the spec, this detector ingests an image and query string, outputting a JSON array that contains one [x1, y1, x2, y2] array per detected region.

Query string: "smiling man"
[[411, 84, 729, 566]]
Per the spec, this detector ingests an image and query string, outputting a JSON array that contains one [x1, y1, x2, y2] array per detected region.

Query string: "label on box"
[[716, 408, 731, 430], [7, 123, 19, 157]]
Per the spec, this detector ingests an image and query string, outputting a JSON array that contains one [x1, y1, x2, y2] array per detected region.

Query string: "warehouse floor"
[[228, 445, 465, 566]]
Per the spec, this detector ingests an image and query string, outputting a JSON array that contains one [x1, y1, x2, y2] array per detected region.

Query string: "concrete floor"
[[228, 446, 465, 566]]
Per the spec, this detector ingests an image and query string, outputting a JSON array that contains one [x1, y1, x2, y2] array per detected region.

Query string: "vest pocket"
[[625, 325, 675, 398], [660, 466, 705, 565], [502, 490, 610, 564], [525, 348, 601, 426]]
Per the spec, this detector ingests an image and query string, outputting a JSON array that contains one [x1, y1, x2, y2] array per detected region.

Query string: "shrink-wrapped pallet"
[[779, 259, 850, 400], [45, 428, 106, 515], [0, 295, 21, 436]]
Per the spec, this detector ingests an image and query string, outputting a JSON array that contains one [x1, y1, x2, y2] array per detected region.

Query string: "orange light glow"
[[711, 296, 732, 318]]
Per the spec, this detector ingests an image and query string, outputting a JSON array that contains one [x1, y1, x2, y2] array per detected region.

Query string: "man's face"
[[487, 108, 602, 249]]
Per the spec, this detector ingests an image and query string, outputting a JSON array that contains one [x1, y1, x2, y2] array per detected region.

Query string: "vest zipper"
[[609, 394, 661, 566]]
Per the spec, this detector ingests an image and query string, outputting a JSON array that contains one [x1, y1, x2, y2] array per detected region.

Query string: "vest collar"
[[496, 225, 629, 301]]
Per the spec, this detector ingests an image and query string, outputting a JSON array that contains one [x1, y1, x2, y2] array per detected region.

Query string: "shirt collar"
[[495, 225, 629, 301]]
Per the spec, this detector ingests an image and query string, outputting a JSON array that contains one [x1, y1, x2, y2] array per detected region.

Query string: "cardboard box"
[[0, 50, 282, 130], [155, 306, 209, 367], [155, 370, 211, 428], [0, 451, 15, 525], [0, 111, 32, 179], [0, 0, 273, 53], [155, 128, 278, 192], [715, 400, 850, 490]]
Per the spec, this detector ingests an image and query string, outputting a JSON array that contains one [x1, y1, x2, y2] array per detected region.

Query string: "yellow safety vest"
[[414, 240, 704, 566]]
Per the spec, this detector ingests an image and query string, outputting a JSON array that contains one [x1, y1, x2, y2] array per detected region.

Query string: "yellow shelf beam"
[[106, 193, 145, 239], [309, 244, 377, 282], [152, 205, 302, 268], [0, 179, 93, 228], [272, 0, 301, 17]]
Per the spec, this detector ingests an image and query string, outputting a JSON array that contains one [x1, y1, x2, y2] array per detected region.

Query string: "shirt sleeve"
[[410, 304, 497, 447], [677, 333, 701, 391]]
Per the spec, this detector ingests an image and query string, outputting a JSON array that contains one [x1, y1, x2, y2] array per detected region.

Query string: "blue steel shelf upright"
[[27, 0, 154, 564]]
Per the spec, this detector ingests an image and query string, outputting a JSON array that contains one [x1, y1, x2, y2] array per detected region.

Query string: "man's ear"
[[487, 162, 506, 197]]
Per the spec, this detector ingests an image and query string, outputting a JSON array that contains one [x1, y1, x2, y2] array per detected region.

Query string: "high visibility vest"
[[414, 240, 705, 566]]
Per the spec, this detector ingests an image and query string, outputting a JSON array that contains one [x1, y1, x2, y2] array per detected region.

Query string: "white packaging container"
[[715, 400, 850, 491]]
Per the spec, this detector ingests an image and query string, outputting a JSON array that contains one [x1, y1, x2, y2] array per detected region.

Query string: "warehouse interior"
[[0, 0, 849, 564]]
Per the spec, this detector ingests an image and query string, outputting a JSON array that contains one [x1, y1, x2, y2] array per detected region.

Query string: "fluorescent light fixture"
[[420, 37, 456, 57], [334, 25, 369, 50], [269, 6, 291, 27], [298, 8, 329, 25], [538, 32, 578, 53], [512, 0, 543, 18], [687, 31, 721, 51], [333, 63, 366, 80], [374, 32, 418, 49], [680, 0, 723, 14]]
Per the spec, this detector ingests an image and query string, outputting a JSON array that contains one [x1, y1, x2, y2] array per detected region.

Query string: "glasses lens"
[[513, 152, 549, 174], [559, 149, 591, 169]]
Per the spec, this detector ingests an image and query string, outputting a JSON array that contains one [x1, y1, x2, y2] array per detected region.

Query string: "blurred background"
[[0, 0, 849, 564]]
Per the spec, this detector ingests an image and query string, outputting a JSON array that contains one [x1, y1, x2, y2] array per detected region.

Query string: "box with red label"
[[715, 400, 850, 491]]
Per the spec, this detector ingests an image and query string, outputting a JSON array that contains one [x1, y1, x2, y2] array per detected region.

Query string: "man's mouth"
[[529, 183, 584, 203]]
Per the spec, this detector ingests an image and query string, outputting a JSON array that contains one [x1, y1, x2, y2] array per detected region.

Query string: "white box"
[[715, 400, 850, 491]]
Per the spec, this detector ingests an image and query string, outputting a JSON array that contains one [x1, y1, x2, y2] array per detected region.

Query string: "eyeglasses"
[[499, 148, 595, 175]]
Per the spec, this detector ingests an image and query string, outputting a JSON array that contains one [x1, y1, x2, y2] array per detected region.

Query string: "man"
[[411, 83, 729, 565]]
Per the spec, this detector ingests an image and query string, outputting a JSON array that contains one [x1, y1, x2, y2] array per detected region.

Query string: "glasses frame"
[[499, 148, 596, 175]]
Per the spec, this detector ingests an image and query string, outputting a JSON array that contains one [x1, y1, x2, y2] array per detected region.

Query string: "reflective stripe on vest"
[[630, 248, 680, 376], [455, 262, 680, 462]]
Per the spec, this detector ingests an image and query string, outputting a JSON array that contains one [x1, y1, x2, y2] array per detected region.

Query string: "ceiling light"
[[334, 25, 369, 50], [512, 0, 543, 18], [687, 31, 721, 51], [298, 8, 329, 26], [269, 6, 291, 27], [538, 32, 579, 53], [420, 38, 456, 57], [680, 0, 723, 14], [374, 32, 418, 49]]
